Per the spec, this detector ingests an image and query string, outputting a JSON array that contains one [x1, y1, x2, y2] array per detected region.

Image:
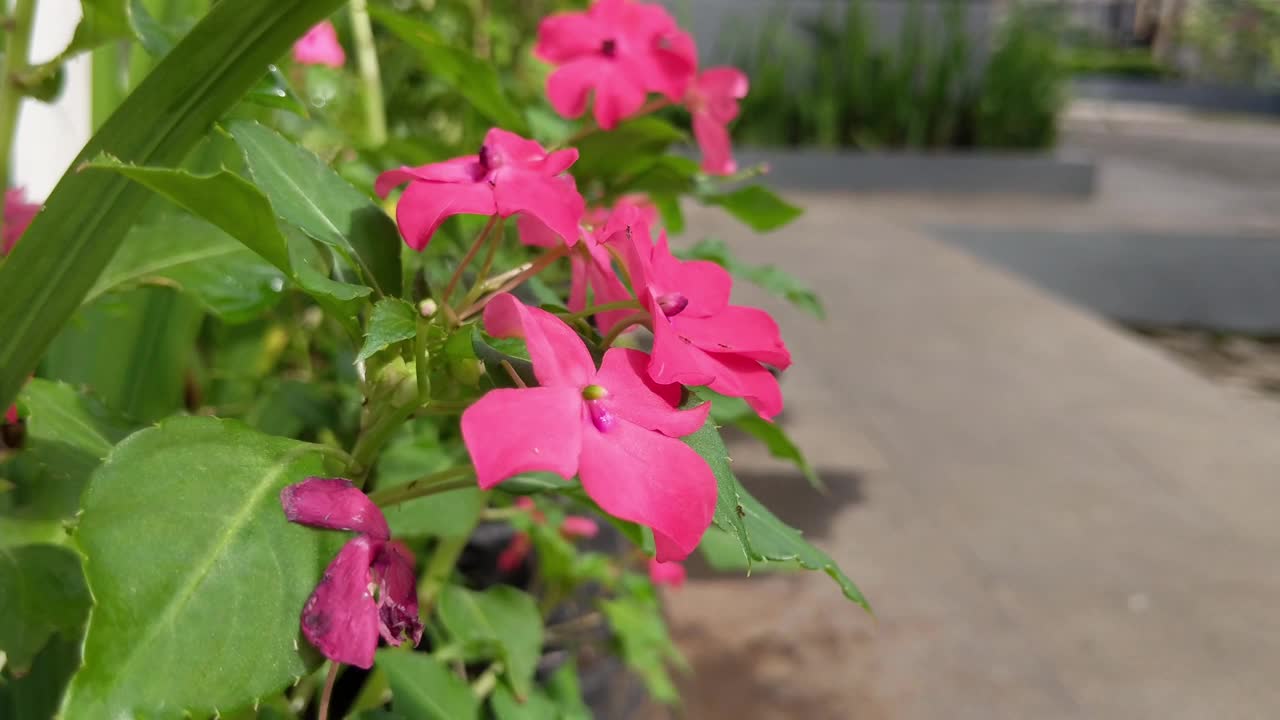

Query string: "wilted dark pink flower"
[[293, 21, 346, 68], [609, 231, 791, 419], [686, 67, 749, 175], [3, 188, 38, 255], [281, 478, 423, 669], [536, 0, 697, 129], [648, 559, 686, 588], [377, 128, 584, 250], [461, 294, 716, 561]]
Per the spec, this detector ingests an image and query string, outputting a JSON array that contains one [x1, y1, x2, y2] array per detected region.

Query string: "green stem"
[[442, 216, 499, 311], [558, 299, 642, 322], [347, 402, 415, 483], [0, 0, 36, 191], [348, 0, 387, 147], [459, 218, 506, 307], [318, 661, 340, 720], [601, 311, 651, 347], [470, 662, 503, 700], [369, 465, 476, 506], [414, 314, 431, 404], [418, 532, 471, 610], [458, 247, 567, 320]]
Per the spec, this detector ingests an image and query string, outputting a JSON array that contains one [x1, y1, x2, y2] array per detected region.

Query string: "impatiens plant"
[[0, 1, 863, 718]]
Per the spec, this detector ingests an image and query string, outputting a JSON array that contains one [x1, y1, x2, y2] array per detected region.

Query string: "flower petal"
[[280, 478, 389, 540], [374, 541, 424, 648], [375, 157, 484, 197], [648, 233, 732, 318], [693, 111, 737, 176], [483, 293, 597, 388], [579, 419, 715, 562], [591, 66, 650, 130], [647, 312, 718, 387], [293, 21, 346, 68], [560, 516, 599, 539], [461, 387, 583, 489], [595, 348, 708, 437], [497, 532, 533, 573], [702, 352, 785, 421], [394, 179, 496, 251], [695, 67, 749, 122], [675, 305, 792, 369], [494, 170, 584, 246], [546, 60, 602, 121], [648, 558, 687, 588], [535, 11, 605, 64], [300, 536, 380, 669]]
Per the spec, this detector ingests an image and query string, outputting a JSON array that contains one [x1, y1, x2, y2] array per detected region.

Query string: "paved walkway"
[[662, 193, 1280, 720]]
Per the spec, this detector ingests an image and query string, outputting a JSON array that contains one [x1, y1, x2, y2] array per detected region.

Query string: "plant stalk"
[[0, 0, 37, 193], [459, 247, 567, 320], [369, 465, 476, 506], [348, 0, 387, 146], [601, 311, 651, 346]]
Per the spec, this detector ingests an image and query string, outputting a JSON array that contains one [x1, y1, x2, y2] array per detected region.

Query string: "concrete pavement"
[[661, 195, 1280, 720]]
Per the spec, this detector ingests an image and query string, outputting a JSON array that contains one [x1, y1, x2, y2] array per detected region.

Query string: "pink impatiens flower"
[[610, 231, 791, 420], [3, 188, 39, 255], [461, 293, 716, 562], [648, 559, 686, 589], [377, 128, 584, 251], [4, 403, 16, 426], [686, 68, 749, 175], [293, 21, 346, 68], [496, 498, 601, 573], [280, 478, 423, 669], [536, 0, 697, 129]]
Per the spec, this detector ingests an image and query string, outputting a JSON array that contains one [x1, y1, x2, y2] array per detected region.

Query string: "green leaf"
[[545, 660, 591, 720], [681, 412, 749, 559], [437, 585, 543, 700], [490, 684, 558, 720], [701, 185, 803, 233], [370, 7, 529, 135], [680, 237, 825, 319], [377, 422, 481, 539], [0, 381, 136, 547], [229, 121, 401, 297], [45, 286, 204, 422], [244, 66, 309, 117], [600, 590, 684, 704], [60, 417, 347, 717], [88, 158, 372, 331], [358, 298, 418, 363], [128, 0, 177, 58], [695, 387, 822, 490], [377, 650, 479, 720], [572, 117, 685, 183], [0, 545, 89, 672], [66, 0, 132, 56], [0, 0, 349, 409], [87, 211, 285, 322], [0, 633, 82, 720]]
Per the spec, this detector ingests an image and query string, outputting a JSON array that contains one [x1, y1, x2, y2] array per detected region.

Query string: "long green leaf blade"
[[0, 0, 346, 408]]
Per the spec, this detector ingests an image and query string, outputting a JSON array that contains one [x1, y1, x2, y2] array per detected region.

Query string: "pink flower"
[[4, 403, 17, 426], [293, 21, 346, 68], [377, 128, 584, 251], [686, 68, 749, 175], [610, 231, 791, 420], [560, 515, 600, 539], [648, 559, 686, 588], [536, 0, 697, 129], [280, 478, 423, 669], [3, 188, 38, 255], [497, 531, 533, 573], [461, 293, 715, 562]]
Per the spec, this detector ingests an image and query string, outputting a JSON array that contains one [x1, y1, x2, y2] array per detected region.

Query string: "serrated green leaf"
[[695, 387, 822, 490], [358, 298, 418, 363], [0, 0, 348, 409], [490, 684, 558, 720], [701, 185, 803, 232], [437, 585, 543, 700], [0, 545, 89, 672], [680, 237, 824, 319], [229, 121, 401, 297], [370, 7, 529, 134], [377, 650, 479, 720], [681, 412, 749, 559], [87, 211, 285, 321], [60, 417, 347, 718], [88, 157, 372, 331], [572, 116, 686, 184]]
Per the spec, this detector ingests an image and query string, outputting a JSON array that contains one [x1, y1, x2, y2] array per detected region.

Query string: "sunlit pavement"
[[655, 111, 1280, 719]]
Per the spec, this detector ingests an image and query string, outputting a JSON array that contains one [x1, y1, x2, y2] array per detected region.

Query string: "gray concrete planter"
[[1072, 76, 1280, 118], [736, 149, 1097, 198]]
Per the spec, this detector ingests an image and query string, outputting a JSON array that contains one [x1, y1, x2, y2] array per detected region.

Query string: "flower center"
[[601, 38, 617, 57], [582, 385, 614, 432], [655, 292, 689, 317]]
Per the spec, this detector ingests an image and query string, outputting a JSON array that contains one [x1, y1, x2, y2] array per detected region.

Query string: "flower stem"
[[470, 662, 504, 700], [318, 662, 340, 720], [419, 532, 472, 610], [601, 311, 651, 347], [347, 401, 415, 483], [0, 0, 36, 193], [348, 0, 387, 147], [558, 299, 642, 322], [442, 216, 499, 311], [458, 247, 567, 320], [459, 219, 506, 307], [369, 465, 476, 507]]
